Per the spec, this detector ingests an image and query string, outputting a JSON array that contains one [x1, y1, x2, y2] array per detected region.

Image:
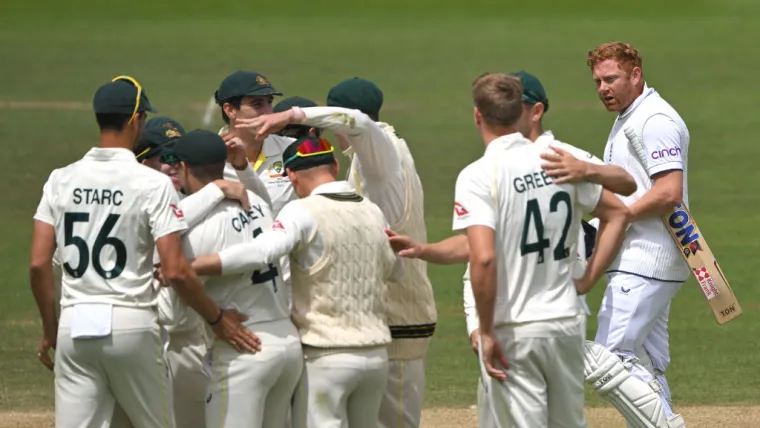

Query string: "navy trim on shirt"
[[605, 269, 687, 284]]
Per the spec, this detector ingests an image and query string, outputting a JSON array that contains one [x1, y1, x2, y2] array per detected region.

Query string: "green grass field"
[[2, 0, 760, 424]]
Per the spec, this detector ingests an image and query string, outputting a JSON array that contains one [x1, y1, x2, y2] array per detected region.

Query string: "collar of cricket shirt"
[[84, 147, 139, 162], [311, 180, 355, 196], [485, 131, 530, 154], [617, 83, 657, 120]]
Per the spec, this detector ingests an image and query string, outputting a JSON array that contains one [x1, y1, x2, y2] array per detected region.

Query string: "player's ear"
[[474, 106, 485, 127], [532, 103, 545, 123], [223, 102, 236, 121], [630, 66, 643, 86]]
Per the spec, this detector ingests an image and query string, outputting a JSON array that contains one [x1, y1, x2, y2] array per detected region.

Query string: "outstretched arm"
[[193, 203, 310, 276], [540, 145, 637, 196], [387, 230, 469, 264]]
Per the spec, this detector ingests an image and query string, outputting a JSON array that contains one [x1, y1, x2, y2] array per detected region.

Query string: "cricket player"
[[190, 135, 404, 428], [567, 41, 690, 428], [148, 117, 266, 428], [236, 78, 437, 428], [164, 129, 303, 428], [455, 73, 631, 428], [215, 70, 296, 214], [29, 76, 259, 428]]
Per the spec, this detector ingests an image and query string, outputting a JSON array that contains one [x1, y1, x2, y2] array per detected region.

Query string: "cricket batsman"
[[554, 42, 691, 428]]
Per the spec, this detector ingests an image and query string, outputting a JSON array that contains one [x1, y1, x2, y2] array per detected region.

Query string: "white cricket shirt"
[[300, 107, 405, 224], [603, 84, 690, 282], [220, 181, 369, 271], [183, 190, 289, 326], [462, 130, 597, 335], [34, 148, 187, 308], [453, 133, 602, 325], [217, 129, 296, 217]]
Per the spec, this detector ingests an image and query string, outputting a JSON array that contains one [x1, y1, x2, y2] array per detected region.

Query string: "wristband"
[[208, 309, 224, 326]]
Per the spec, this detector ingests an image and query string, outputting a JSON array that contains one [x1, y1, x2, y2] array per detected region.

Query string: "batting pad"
[[583, 340, 671, 428]]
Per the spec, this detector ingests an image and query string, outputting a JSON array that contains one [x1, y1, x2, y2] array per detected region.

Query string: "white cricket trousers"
[[480, 315, 587, 428], [594, 272, 684, 415], [110, 327, 208, 428], [55, 305, 173, 428], [378, 358, 425, 428], [166, 328, 208, 428], [205, 317, 304, 428], [292, 345, 389, 428]]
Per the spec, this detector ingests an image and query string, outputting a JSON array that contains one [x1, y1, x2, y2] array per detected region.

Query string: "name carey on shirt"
[[513, 170, 554, 194], [232, 203, 266, 232]]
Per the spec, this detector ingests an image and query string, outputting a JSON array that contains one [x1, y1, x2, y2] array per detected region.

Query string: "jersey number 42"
[[520, 191, 572, 264]]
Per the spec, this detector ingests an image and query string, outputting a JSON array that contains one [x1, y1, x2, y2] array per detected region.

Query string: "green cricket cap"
[[326, 77, 383, 118], [134, 117, 186, 161], [282, 136, 335, 176], [274, 96, 318, 113], [511, 71, 549, 112], [173, 129, 228, 166], [93, 77, 156, 115], [214, 71, 283, 104]]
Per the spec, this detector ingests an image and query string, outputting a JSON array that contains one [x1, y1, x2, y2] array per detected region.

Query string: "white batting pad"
[[583, 340, 671, 428]]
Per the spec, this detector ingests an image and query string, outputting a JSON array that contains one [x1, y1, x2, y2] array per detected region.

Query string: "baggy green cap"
[[511, 71, 549, 112], [93, 76, 156, 115], [215, 71, 283, 104], [326, 77, 383, 118], [134, 117, 185, 161], [173, 129, 228, 166]]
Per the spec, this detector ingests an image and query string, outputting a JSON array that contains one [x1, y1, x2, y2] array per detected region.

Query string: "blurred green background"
[[1, 0, 759, 414]]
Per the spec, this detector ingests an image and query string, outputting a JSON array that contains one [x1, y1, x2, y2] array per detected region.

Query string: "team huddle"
[[28, 41, 692, 428]]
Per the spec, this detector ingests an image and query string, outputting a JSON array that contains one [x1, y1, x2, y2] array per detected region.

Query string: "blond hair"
[[471, 73, 523, 127]]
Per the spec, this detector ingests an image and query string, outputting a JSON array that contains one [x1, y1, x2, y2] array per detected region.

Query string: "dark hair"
[[188, 162, 225, 182], [277, 125, 323, 139], [95, 113, 136, 132], [220, 97, 243, 124]]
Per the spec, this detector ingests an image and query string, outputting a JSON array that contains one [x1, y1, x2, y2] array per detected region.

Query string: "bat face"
[[662, 204, 741, 325]]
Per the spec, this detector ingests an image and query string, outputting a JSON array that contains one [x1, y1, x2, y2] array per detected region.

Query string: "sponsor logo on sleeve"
[[454, 202, 469, 218], [170, 203, 184, 219], [650, 146, 682, 160], [272, 220, 284, 231]]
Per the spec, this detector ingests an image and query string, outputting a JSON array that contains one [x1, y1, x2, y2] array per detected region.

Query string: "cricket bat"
[[623, 127, 741, 325]]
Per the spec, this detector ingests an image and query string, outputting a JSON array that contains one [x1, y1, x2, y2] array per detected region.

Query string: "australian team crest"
[[256, 75, 269, 86], [165, 128, 181, 138], [269, 161, 284, 178]]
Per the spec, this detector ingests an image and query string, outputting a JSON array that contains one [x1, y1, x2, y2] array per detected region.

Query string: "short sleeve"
[[575, 181, 604, 215], [146, 176, 188, 241], [33, 171, 57, 225], [642, 115, 684, 177], [452, 162, 496, 231], [548, 142, 604, 166], [271, 201, 312, 250]]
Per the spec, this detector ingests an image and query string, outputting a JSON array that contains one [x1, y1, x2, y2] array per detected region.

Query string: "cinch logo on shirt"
[[454, 202, 469, 218], [170, 203, 184, 219], [650, 146, 681, 160]]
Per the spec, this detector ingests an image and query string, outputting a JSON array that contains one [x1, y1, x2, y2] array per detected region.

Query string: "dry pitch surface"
[[2, 407, 759, 427]]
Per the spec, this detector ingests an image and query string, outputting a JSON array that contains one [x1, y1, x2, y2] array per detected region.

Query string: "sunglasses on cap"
[[160, 151, 179, 166], [284, 138, 334, 165], [111, 75, 143, 126]]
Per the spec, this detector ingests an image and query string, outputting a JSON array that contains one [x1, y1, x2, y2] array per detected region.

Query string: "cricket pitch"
[[2, 406, 759, 428]]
